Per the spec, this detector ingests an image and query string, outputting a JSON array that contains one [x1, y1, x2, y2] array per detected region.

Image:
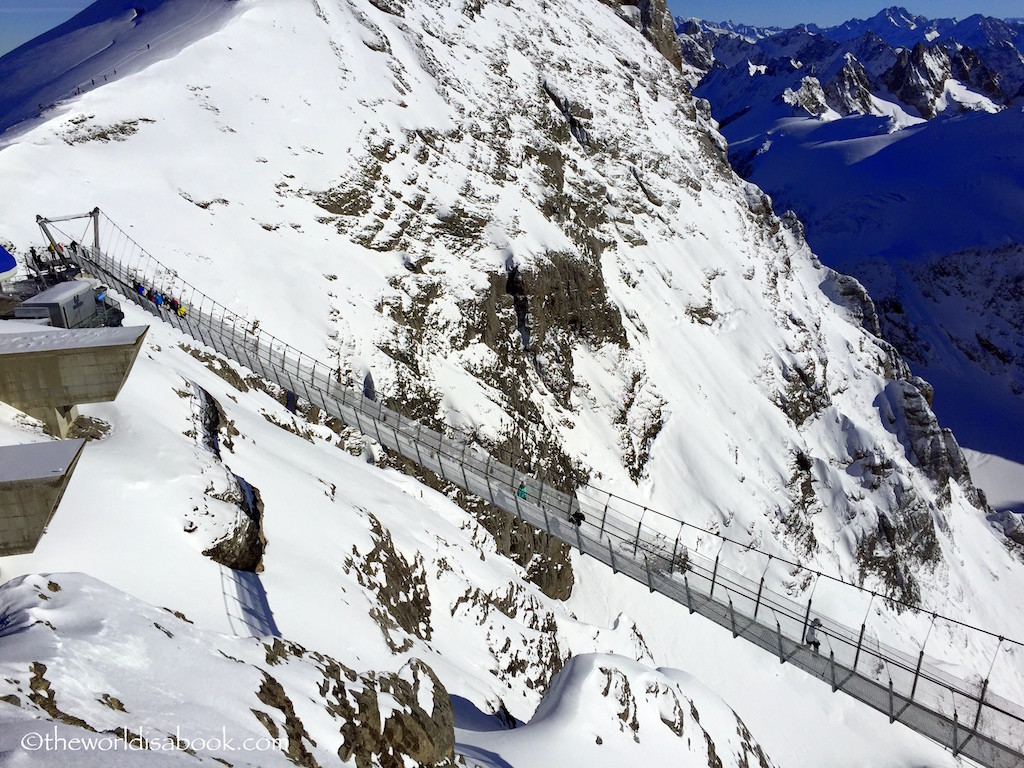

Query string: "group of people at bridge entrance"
[[134, 281, 187, 317]]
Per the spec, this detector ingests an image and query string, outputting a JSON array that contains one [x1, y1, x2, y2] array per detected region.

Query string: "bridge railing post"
[[632, 509, 645, 558], [484, 455, 494, 504], [952, 711, 960, 756], [598, 492, 611, 539], [668, 525, 681, 576], [852, 622, 866, 674], [709, 553, 720, 600], [888, 678, 895, 723], [909, 614, 935, 704]]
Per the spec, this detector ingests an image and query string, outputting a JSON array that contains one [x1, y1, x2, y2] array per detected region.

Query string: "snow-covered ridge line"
[[55, 216, 1024, 767]]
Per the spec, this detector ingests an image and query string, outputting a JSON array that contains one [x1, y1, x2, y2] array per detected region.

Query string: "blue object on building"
[[0, 245, 16, 282]]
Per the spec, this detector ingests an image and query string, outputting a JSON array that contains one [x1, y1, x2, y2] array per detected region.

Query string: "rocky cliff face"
[[883, 42, 950, 118], [605, 0, 683, 72], [823, 55, 875, 115], [0, 574, 458, 767], [686, 20, 1010, 120]]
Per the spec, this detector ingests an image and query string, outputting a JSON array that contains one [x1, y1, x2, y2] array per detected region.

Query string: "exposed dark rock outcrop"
[[343, 514, 432, 652], [203, 475, 266, 573], [882, 42, 949, 118], [602, 0, 682, 71], [324, 658, 455, 768], [677, 19, 715, 73], [877, 379, 985, 507], [377, 446, 575, 601], [824, 56, 875, 115], [950, 46, 1007, 104], [472, 500, 575, 601], [821, 270, 883, 337], [192, 382, 266, 572]]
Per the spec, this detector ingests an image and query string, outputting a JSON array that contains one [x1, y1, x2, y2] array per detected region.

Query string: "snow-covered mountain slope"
[[2, 0, 1024, 764], [702, 103, 1024, 464], [0, 568, 780, 767], [684, 9, 1024, 472], [849, 244, 1024, 463], [0, 0, 242, 135], [0, 309, 958, 767], [823, 6, 955, 48]]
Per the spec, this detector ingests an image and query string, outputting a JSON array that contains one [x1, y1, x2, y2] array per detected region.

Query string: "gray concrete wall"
[[0, 329, 146, 411], [0, 441, 85, 556]]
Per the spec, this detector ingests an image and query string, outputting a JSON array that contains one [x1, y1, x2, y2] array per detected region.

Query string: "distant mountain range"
[[675, 7, 1024, 463], [678, 6, 1024, 113]]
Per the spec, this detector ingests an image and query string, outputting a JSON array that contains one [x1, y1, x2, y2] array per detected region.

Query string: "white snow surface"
[[0, 323, 146, 352], [0, 0, 1022, 765]]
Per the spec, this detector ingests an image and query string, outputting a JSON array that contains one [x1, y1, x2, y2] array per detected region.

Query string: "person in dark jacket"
[[805, 618, 822, 652]]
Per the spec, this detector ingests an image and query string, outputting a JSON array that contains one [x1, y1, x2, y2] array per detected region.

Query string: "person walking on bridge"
[[805, 618, 822, 653]]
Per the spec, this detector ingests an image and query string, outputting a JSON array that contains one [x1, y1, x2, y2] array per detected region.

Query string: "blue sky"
[[2, 2, 1024, 57], [0, 1, 92, 57]]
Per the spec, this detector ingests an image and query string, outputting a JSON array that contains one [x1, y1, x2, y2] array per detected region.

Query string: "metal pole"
[[888, 679, 895, 723], [852, 623, 866, 673], [952, 712, 960, 757], [852, 591, 874, 673], [484, 456, 494, 504], [683, 575, 694, 613], [599, 493, 611, 538], [645, 556, 654, 593], [669, 532, 680, 576], [801, 599, 813, 647], [754, 554, 771, 619], [632, 518, 643, 557], [729, 597, 737, 638], [776, 620, 785, 664], [909, 649, 925, 702], [709, 554, 720, 599], [413, 426, 425, 469], [830, 651, 837, 692], [608, 539, 616, 574], [972, 678, 989, 734], [92, 207, 101, 252], [460, 444, 470, 490]]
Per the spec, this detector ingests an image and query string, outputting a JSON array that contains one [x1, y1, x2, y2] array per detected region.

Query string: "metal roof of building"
[[0, 322, 147, 353], [0, 439, 86, 484], [20, 280, 93, 305]]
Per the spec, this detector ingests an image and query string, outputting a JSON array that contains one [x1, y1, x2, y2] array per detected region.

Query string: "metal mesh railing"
[[54, 210, 1024, 768]]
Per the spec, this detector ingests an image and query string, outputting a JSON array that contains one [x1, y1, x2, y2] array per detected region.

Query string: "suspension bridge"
[[35, 208, 1024, 768]]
